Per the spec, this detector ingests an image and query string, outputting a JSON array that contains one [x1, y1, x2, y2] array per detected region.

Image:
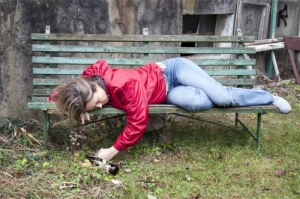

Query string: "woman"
[[50, 58, 291, 160]]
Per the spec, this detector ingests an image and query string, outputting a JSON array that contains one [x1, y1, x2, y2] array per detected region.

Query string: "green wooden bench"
[[29, 26, 280, 150]]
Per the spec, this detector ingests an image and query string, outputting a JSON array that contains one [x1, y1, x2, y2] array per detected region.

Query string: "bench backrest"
[[31, 26, 256, 102]]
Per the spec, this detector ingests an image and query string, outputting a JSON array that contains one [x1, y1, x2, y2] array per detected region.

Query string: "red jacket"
[[82, 60, 166, 150]]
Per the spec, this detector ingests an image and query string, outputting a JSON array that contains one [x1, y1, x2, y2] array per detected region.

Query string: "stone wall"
[[0, 0, 298, 120]]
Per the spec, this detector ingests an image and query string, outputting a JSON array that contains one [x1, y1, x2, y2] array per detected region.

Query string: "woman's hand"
[[96, 146, 119, 161], [80, 112, 90, 124]]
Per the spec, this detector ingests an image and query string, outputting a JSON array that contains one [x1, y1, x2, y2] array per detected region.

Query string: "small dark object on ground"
[[85, 155, 119, 176]]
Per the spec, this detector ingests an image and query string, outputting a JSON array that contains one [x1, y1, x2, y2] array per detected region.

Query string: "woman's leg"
[[162, 58, 274, 108], [166, 85, 214, 112]]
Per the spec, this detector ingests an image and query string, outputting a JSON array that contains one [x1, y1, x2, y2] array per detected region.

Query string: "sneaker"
[[272, 93, 292, 114]]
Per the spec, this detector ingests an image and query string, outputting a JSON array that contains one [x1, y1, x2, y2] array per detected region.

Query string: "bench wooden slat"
[[33, 89, 52, 96], [32, 57, 143, 65], [219, 79, 255, 85], [32, 79, 256, 89], [27, 102, 279, 114], [32, 69, 256, 77], [32, 44, 256, 54], [33, 78, 256, 87], [32, 57, 256, 66], [33, 68, 83, 75], [158, 59, 253, 67], [31, 34, 255, 43], [206, 69, 256, 76]]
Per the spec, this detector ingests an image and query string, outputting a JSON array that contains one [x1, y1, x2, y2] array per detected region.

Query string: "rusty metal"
[[284, 36, 300, 84]]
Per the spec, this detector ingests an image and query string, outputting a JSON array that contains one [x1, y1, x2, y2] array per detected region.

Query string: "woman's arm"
[[97, 80, 149, 160], [113, 80, 149, 150]]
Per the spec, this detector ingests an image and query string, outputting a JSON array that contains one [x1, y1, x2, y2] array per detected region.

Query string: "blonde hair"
[[54, 77, 100, 125]]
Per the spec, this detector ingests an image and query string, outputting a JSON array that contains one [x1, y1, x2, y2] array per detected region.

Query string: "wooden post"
[[267, 0, 278, 78]]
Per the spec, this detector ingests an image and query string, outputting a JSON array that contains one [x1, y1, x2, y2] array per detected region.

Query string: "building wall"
[[0, 0, 298, 120], [274, 0, 300, 79]]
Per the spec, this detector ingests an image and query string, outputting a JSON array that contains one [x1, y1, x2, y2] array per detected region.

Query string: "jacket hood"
[[82, 60, 113, 87]]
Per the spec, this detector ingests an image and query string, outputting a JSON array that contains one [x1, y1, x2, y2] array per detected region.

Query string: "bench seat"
[[28, 102, 279, 114]]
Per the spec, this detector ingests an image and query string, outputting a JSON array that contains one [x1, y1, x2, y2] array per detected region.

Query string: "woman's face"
[[85, 85, 108, 112]]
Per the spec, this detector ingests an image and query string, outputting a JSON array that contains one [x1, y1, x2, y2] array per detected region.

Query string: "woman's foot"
[[272, 93, 292, 114]]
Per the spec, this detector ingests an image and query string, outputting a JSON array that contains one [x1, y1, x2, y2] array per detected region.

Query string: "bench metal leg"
[[229, 113, 263, 150], [256, 113, 262, 150], [173, 112, 263, 150], [235, 113, 239, 127], [43, 111, 50, 150], [172, 113, 243, 131]]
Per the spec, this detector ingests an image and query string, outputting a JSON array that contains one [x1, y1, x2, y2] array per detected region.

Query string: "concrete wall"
[[0, 0, 299, 120], [274, 0, 300, 79]]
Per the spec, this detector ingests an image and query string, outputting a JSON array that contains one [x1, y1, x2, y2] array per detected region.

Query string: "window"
[[182, 14, 217, 48]]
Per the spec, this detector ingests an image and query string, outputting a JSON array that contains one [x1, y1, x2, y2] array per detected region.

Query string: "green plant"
[[0, 116, 26, 134]]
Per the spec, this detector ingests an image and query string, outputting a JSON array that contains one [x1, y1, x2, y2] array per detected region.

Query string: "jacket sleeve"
[[112, 80, 149, 151]]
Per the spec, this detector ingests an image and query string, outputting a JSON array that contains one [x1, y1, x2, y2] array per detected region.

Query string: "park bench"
[[29, 26, 281, 150]]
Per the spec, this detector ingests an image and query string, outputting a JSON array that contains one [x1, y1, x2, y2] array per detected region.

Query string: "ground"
[[0, 76, 299, 198]]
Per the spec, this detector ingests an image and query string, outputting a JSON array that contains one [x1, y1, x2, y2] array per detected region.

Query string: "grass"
[[1, 83, 300, 199]]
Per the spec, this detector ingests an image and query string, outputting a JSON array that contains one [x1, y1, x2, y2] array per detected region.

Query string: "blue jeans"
[[161, 58, 274, 112]]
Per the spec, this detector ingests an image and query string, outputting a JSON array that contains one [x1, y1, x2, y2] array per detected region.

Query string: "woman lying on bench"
[[49, 58, 291, 160]]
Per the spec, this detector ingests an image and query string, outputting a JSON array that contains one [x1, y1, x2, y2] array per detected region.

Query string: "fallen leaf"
[[147, 195, 157, 199], [222, 154, 230, 159], [185, 174, 191, 181], [42, 161, 50, 167], [59, 182, 77, 190], [247, 114, 256, 120], [275, 169, 286, 176], [117, 161, 124, 167], [112, 179, 122, 185], [124, 168, 132, 173], [13, 127, 42, 146], [80, 160, 92, 167], [218, 154, 230, 159], [153, 159, 160, 163]]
